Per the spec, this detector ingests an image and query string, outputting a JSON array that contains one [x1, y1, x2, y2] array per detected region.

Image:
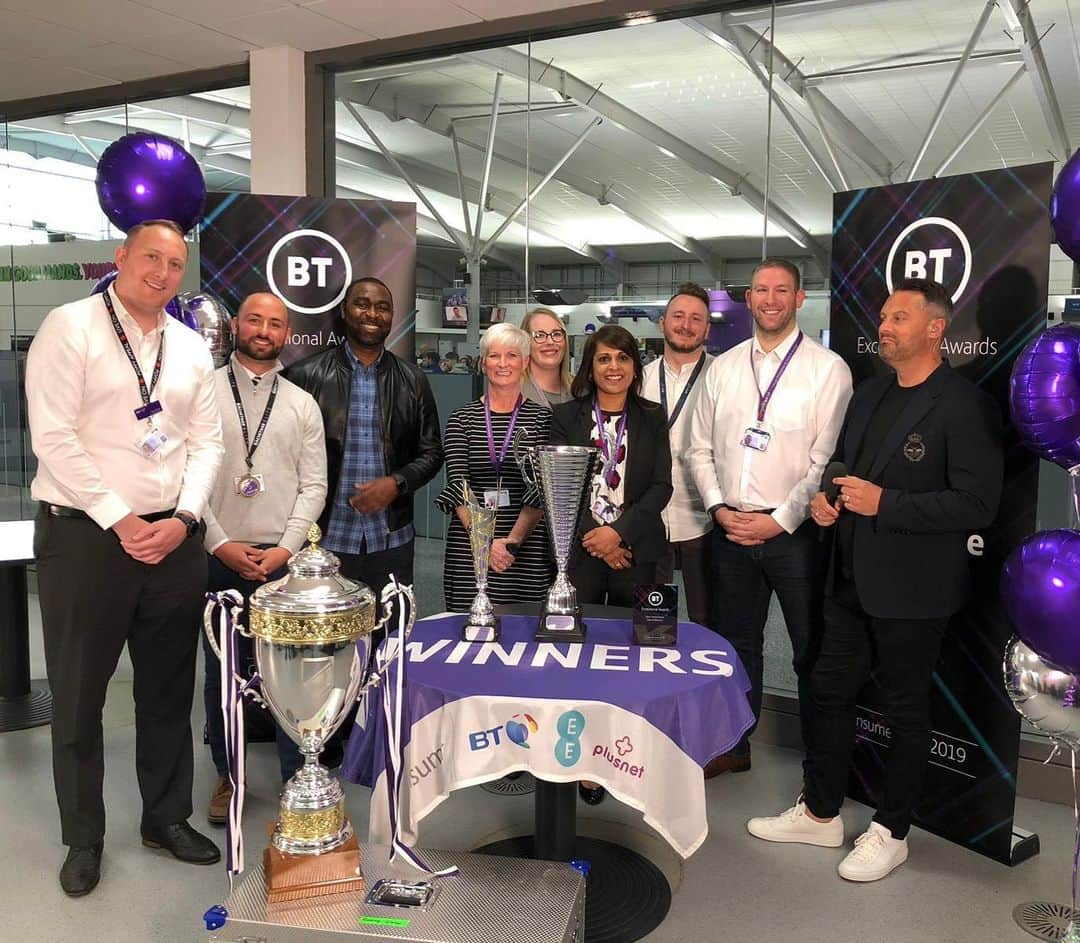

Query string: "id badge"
[[136, 425, 167, 458], [742, 426, 771, 452], [234, 474, 266, 497], [483, 488, 510, 509]]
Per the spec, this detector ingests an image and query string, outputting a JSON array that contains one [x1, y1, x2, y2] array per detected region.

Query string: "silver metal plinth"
[[209, 843, 585, 943]]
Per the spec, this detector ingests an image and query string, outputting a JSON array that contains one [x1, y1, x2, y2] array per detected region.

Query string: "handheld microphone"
[[822, 461, 847, 504]]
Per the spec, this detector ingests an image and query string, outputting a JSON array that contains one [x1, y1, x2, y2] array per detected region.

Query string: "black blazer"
[[828, 362, 1003, 620], [284, 345, 444, 533], [549, 396, 673, 564]]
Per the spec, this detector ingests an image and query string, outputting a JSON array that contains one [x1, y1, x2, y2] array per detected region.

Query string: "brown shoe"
[[704, 753, 751, 778], [207, 775, 232, 826]]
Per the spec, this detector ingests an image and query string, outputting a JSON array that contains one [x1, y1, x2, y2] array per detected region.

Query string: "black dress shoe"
[[141, 822, 221, 865], [578, 782, 606, 805], [60, 842, 103, 896]]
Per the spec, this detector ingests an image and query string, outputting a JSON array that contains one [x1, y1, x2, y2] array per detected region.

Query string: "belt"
[[721, 504, 777, 515], [45, 503, 176, 523]]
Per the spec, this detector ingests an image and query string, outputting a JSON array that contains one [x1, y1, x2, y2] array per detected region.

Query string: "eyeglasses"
[[351, 299, 393, 315], [531, 329, 566, 343]]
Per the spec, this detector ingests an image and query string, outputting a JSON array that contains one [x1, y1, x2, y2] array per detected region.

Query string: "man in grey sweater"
[[201, 291, 327, 825]]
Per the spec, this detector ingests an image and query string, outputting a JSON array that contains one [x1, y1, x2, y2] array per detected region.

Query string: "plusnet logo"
[[468, 713, 538, 751], [593, 734, 645, 779]]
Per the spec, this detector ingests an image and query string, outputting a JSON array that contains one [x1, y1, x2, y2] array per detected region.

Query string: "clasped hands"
[[809, 475, 882, 526], [583, 525, 632, 570], [214, 542, 292, 581]]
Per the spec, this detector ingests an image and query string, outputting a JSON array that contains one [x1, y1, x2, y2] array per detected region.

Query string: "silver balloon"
[[1004, 636, 1080, 750], [177, 289, 234, 367]]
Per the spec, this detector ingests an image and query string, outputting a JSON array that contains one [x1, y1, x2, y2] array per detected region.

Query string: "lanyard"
[[659, 353, 707, 430], [593, 398, 628, 487], [484, 394, 523, 478], [226, 363, 279, 472], [752, 332, 803, 423], [103, 287, 163, 417]]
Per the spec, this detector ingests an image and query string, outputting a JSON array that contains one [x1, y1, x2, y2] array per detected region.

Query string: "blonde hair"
[[520, 307, 572, 393]]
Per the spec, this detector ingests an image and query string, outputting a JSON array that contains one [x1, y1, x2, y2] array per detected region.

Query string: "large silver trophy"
[[461, 481, 500, 643], [204, 524, 414, 902], [516, 443, 598, 642]]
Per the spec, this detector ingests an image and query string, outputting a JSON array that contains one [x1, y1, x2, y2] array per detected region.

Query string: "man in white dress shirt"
[[688, 259, 852, 776], [642, 282, 713, 627], [27, 219, 224, 896], [201, 292, 327, 823]]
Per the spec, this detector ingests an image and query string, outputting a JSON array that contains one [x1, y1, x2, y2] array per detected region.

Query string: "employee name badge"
[[134, 401, 166, 458], [742, 424, 771, 452], [484, 488, 510, 509]]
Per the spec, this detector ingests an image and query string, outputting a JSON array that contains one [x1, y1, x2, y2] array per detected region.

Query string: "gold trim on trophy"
[[248, 607, 376, 645], [276, 803, 346, 843]]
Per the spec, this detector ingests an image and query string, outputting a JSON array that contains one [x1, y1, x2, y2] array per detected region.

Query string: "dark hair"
[[665, 282, 710, 314], [749, 258, 801, 291], [893, 277, 954, 320], [342, 276, 394, 309], [123, 218, 186, 245], [571, 324, 648, 405]]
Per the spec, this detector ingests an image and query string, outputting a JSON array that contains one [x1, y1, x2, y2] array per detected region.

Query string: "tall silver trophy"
[[204, 524, 415, 902], [461, 481, 500, 643], [516, 442, 598, 642]]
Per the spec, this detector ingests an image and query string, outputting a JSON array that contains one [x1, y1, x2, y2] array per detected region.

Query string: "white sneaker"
[[747, 799, 844, 847], [837, 822, 908, 882]]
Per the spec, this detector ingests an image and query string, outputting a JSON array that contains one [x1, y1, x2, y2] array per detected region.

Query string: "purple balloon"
[[1002, 529, 1080, 673], [1010, 324, 1080, 468], [166, 295, 198, 331], [95, 132, 206, 234], [1051, 149, 1080, 264], [90, 270, 118, 296]]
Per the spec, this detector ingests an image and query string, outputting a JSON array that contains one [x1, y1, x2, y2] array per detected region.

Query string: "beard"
[[236, 337, 283, 361], [665, 333, 706, 354]]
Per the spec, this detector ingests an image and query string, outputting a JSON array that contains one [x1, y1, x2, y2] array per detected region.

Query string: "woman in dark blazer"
[[550, 324, 673, 608]]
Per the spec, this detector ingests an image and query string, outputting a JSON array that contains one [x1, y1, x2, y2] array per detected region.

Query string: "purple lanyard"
[[484, 394, 523, 477], [752, 332, 803, 423], [593, 399, 628, 487]]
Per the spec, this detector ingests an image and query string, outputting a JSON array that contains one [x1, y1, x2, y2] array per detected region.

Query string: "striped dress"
[[435, 398, 554, 612]]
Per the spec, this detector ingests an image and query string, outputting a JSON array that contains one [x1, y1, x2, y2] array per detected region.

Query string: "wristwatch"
[[392, 472, 408, 495], [505, 541, 520, 557], [173, 510, 199, 538]]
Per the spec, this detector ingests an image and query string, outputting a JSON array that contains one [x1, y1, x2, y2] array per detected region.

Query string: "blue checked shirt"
[[323, 345, 414, 555]]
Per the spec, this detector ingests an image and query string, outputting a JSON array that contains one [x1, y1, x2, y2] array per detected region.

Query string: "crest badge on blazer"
[[903, 433, 926, 463]]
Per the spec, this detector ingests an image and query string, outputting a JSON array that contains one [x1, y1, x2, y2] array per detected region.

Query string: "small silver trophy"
[[461, 481, 500, 643], [516, 443, 598, 642]]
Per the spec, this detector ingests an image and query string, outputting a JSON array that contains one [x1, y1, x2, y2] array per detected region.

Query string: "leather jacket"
[[284, 344, 443, 534]]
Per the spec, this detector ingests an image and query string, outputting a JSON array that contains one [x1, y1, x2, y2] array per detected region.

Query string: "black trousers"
[[708, 521, 823, 757], [802, 578, 947, 839], [35, 506, 207, 847], [654, 531, 711, 627], [570, 549, 656, 608], [336, 539, 416, 639]]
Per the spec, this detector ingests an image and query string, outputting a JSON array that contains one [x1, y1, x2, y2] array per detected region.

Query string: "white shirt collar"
[[662, 350, 707, 377], [752, 325, 801, 360], [230, 351, 282, 383], [106, 285, 166, 337]]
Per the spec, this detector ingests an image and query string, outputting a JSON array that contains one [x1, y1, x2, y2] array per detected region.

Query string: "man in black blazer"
[[748, 278, 1003, 883]]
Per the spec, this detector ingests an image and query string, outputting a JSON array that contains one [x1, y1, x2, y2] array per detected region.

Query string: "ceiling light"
[[629, 80, 661, 90], [624, 14, 657, 26], [657, 146, 676, 158]]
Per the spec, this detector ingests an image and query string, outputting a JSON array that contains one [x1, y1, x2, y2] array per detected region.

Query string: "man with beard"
[[641, 282, 714, 627], [688, 259, 852, 776], [285, 276, 443, 596], [748, 278, 1002, 882], [201, 291, 327, 823]]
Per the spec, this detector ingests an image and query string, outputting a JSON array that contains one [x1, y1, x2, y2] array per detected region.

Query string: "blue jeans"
[[203, 550, 303, 783], [708, 520, 824, 757]]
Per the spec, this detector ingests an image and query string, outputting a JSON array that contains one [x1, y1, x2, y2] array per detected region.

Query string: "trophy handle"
[[202, 592, 253, 689], [361, 579, 417, 695], [512, 428, 536, 488]]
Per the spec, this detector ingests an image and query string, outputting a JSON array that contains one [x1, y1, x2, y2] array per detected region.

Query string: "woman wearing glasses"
[[520, 308, 573, 408], [435, 323, 554, 613]]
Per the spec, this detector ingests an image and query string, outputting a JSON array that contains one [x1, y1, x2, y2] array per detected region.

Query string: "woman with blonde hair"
[[520, 308, 573, 408]]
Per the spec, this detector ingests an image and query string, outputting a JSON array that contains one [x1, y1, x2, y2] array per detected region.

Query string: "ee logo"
[[555, 710, 585, 768]]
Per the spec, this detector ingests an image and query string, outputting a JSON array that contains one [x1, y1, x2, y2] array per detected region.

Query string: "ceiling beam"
[[1001, 0, 1072, 158], [461, 46, 824, 268], [803, 49, 1025, 84]]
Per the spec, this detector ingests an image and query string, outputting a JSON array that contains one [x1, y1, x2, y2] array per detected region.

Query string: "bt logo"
[[885, 216, 972, 304], [266, 228, 353, 315], [468, 713, 538, 751], [555, 710, 585, 768]]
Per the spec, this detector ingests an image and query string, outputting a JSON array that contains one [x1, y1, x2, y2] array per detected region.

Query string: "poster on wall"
[[199, 193, 417, 366], [829, 162, 1053, 864]]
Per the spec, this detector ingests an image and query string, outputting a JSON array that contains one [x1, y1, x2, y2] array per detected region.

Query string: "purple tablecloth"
[[344, 613, 752, 858]]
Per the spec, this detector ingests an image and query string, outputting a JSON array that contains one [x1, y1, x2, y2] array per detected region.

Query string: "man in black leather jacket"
[[284, 276, 443, 592]]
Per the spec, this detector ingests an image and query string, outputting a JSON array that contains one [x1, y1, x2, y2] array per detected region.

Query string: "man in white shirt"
[[201, 292, 327, 824], [688, 259, 852, 776], [27, 219, 225, 896], [642, 282, 713, 626]]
